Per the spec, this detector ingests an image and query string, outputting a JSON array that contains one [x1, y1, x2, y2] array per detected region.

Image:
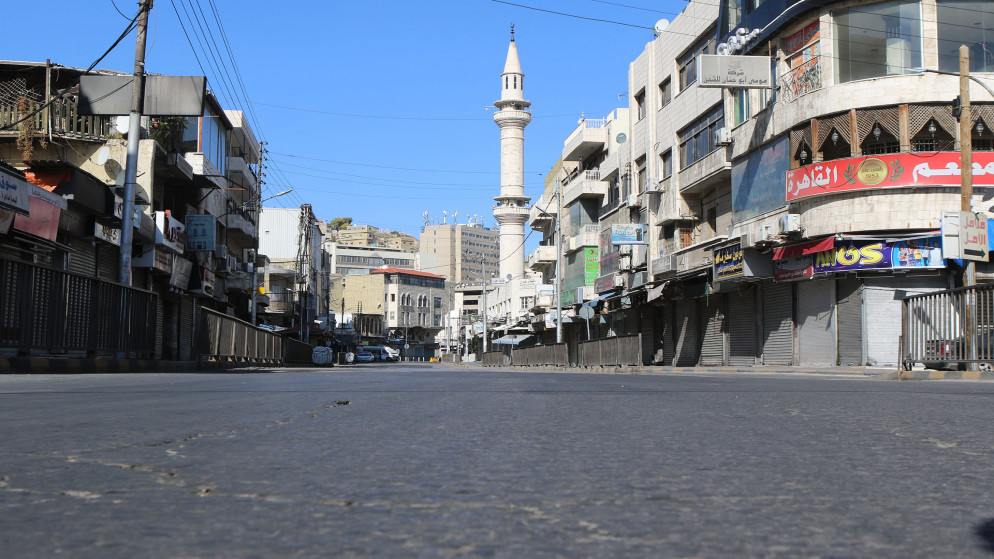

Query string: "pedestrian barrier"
[[0, 257, 157, 358], [577, 335, 642, 367], [199, 308, 283, 364], [510, 343, 568, 366], [482, 350, 505, 366], [902, 284, 994, 370]]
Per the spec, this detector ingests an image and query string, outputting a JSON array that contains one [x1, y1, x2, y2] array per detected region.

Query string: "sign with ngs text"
[[697, 55, 772, 88]]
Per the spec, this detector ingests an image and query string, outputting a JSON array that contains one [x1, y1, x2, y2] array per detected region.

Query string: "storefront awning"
[[772, 237, 835, 260], [492, 334, 533, 346], [582, 292, 613, 307]]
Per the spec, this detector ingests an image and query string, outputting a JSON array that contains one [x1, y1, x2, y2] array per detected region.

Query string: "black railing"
[[0, 258, 156, 357]]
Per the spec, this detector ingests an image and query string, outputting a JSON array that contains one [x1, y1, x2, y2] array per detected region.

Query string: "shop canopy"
[[492, 334, 533, 346], [772, 237, 835, 260]]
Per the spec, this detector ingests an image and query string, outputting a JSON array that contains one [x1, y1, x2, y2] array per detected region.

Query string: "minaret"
[[492, 26, 531, 281]]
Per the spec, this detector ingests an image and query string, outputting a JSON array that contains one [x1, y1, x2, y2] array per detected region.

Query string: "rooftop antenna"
[[453, 211, 458, 224], [443, 210, 448, 225]]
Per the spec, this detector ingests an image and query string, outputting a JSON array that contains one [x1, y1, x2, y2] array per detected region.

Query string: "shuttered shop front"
[[762, 283, 793, 365], [699, 298, 724, 366], [836, 277, 864, 366], [863, 276, 946, 366], [727, 289, 757, 366], [673, 299, 700, 366], [797, 279, 836, 367]]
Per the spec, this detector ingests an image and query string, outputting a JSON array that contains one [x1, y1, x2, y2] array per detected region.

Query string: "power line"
[[253, 101, 581, 121], [491, 0, 654, 30], [269, 151, 545, 175]]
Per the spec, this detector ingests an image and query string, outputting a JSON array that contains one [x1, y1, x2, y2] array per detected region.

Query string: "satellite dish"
[[506, 274, 512, 281], [96, 146, 110, 165], [114, 116, 129, 136], [616, 132, 627, 144], [653, 19, 670, 36]]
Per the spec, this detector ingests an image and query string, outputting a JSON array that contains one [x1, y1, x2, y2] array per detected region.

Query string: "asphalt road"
[[2, 364, 994, 558]]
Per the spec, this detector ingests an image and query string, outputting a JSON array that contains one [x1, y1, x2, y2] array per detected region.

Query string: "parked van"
[[362, 346, 400, 362]]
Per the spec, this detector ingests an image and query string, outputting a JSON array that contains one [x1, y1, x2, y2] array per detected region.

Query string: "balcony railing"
[[0, 97, 113, 140]]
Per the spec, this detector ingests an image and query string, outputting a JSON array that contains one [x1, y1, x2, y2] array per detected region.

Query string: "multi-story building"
[[257, 205, 325, 337], [418, 222, 499, 284], [336, 224, 378, 246], [539, 0, 994, 369], [0, 60, 266, 360], [327, 242, 417, 275], [380, 232, 419, 252]]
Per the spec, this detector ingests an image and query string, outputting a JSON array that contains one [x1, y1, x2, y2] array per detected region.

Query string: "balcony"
[[0, 96, 112, 141], [183, 153, 227, 189], [493, 203, 530, 223], [527, 244, 556, 270], [529, 197, 556, 229], [562, 170, 608, 207], [567, 225, 599, 253], [678, 148, 731, 195], [227, 156, 257, 190], [563, 118, 608, 161]]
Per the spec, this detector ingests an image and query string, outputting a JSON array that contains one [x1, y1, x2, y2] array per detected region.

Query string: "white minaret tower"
[[492, 26, 531, 281]]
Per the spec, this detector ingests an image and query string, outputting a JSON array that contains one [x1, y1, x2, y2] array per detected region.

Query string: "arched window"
[[912, 119, 954, 152], [820, 127, 851, 161], [861, 122, 899, 155]]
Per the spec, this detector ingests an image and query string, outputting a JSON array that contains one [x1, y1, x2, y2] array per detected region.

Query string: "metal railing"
[[0, 258, 156, 357], [577, 335, 642, 367], [198, 307, 283, 364], [902, 284, 994, 370], [482, 350, 506, 366], [511, 343, 568, 366], [0, 98, 113, 140]]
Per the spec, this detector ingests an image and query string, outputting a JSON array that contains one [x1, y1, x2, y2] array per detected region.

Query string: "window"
[[678, 32, 716, 91], [937, 1, 994, 73], [635, 89, 646, 120], [659, 150, 673, 180], [434, 297, 442, 309], [834, 1, 922, 83], [732, 89, 750, 126], [723, 0, 742, 36], [678, 104, 725, 169], [862, 123, 900, 155], [391, 293, 396, 302], [636, 156, 647, 194], [659, 78, 672, 109]]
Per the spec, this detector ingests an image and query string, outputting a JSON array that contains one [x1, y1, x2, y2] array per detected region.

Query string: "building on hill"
[[380, 233, 419, 252], [336, 224, 378, 246], [327, 242, 417, 275]]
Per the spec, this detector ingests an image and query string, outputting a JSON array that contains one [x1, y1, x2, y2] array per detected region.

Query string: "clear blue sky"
[[5, 0, 684, 244]]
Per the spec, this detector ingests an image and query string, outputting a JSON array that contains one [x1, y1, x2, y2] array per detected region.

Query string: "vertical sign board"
[[185, 214, 216, 252], [943, 211, 990, 262]]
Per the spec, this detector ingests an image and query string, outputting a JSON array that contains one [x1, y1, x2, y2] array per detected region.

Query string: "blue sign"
[[611, 224, 646, 245]]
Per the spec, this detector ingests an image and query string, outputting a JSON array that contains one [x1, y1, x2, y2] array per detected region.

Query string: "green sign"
[[584, 247, 599, 285]]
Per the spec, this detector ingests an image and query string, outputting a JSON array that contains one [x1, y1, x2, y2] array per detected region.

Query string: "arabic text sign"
[[713, 241, 744, 280], [774, 237, 944, 281], [611, 224, 646, 245], [0, 166, 31, 215], [698, 55, 772, 88], [944, 211, 990, 262], [786, 152, 994, 201]]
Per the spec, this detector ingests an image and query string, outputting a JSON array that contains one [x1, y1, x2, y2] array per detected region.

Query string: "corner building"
[[550, 0, 993, 368]]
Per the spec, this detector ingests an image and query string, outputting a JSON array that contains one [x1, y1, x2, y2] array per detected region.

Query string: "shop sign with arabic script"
[[786, 152, 994, 202]]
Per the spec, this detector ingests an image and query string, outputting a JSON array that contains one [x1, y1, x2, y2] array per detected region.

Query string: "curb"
[[0, 358, 284, 375], [899, 369, 994, 381]]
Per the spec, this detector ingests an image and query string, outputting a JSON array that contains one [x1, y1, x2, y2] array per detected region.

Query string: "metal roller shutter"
[[179, 296, 194, 360], [864, 276, 946, 366], [761, 283, 794, 365], [699, 297, 724, 365], [674, 299, 700, 366], [95, 244, 119, 282], [69, 241, 97, 278], [836, 277, 864, 366], [727, 288, 757, 366], [797, 279, 836, 367], [640, 306, 655, 366], [662, 302, 675, 365]]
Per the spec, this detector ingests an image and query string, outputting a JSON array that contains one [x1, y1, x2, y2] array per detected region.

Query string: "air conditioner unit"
[[214, 258, 229, 273], [627, 193, 640, 207], [215, 244, 228, 260], [738, 232, 753, 248], [658, 255, 679, 273], [613, 274, 626, 287], [778, 213, 802, 235], [619, 244, 633, 256], [715, 127, 732, 146]]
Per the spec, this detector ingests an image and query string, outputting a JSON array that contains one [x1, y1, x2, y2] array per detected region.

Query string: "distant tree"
[[329, 217, 353, 231]]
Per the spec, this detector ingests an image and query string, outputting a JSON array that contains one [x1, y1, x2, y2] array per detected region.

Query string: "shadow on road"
[[974, 518, 994, 553]]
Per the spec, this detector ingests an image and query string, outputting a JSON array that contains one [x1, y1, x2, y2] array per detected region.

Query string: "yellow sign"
[[857, 158, 888, 186]]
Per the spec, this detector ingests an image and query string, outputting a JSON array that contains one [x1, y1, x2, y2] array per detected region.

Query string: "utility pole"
[[554, 168, 564, 344], [250, 250, 258, 325], [959, 45, 977, 363], [119, 0, 153, 285], [482, 257, 488, 355]]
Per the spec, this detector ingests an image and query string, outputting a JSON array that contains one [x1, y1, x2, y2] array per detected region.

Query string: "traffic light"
[[952, 95, 962, 120]]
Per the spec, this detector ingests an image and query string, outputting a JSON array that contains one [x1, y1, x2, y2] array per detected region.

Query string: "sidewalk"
[[0, 357, 284, 374], [462, 361, 994, 381]]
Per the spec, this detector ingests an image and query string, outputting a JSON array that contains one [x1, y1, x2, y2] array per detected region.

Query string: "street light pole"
[[482, 257, 488, 355], [555, 167, 564, 344]]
